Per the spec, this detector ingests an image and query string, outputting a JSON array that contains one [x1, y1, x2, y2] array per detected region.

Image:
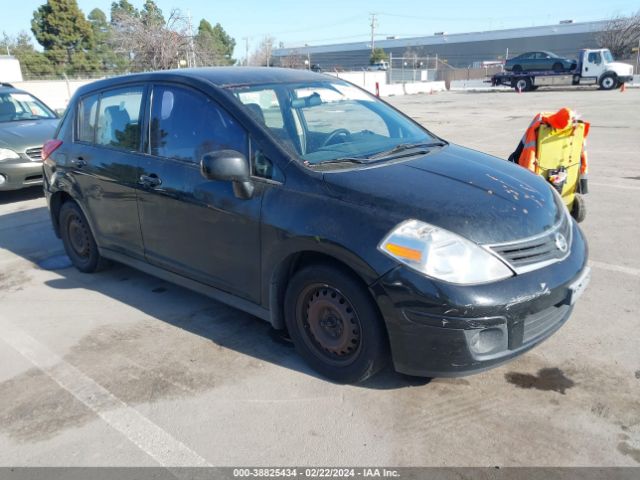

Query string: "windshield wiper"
[[368, 141, 447, 160], [307, 157, 369, 167], [306, 141, 447, 167]]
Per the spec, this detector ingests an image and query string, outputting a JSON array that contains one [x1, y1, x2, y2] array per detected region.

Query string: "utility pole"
[[369, 13, 377, 53], [186, 10, 196, 68], [243, 37, 249, 66]]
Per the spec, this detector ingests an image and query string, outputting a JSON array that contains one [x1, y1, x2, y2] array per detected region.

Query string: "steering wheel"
[[321, 128, 351, 147]]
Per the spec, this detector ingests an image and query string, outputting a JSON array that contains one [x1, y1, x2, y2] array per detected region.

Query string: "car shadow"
[[0, 186, 43, 205], [0, 205, 430, 390]]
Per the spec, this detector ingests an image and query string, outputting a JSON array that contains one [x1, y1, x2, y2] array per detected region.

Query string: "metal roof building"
[[272, 20, 609, 70]]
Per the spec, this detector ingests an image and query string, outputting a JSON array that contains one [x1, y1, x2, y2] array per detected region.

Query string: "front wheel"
[[59, 201, 109, 273], [599, 74, 617, 90], [284, 264, 388, 383]]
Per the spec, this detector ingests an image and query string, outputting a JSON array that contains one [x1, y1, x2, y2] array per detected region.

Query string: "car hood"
[[321, 144, 563, 245], [0, 119, 58, 152], [608, 62, 634, 76]]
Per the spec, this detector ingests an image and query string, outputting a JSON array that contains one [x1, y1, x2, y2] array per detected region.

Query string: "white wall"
[[0, 57, 24, 83], [324, 70, 446, 97], [325, 71, 387, 94]]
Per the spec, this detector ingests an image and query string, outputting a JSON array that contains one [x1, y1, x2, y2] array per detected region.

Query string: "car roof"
[[0, 84, 26, 94], [74, 67, 332, 97]]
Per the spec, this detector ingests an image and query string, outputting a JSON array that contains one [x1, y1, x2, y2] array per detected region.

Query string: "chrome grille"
[[523, 304, 571, 343], [25, 147, 43, 162], [488, 212, 572, 273]]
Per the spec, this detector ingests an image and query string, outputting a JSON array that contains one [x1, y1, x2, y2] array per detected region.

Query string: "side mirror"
[[201, 149, 254, 199]]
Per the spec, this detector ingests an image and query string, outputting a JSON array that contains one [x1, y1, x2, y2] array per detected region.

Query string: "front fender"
[[260, 185, 401, 326]]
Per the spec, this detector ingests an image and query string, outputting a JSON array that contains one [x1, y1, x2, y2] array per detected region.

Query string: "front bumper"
[[618, 75, 633, 84], [371, 221, 589, 377], [0, 159, 44, 191]]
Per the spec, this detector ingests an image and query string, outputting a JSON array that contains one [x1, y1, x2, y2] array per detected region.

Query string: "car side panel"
[[259, 167, 399, 310]]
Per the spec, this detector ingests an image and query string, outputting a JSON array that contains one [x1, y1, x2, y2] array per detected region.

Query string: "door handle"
[[71, 157, 87, 167], [139, 174, 162, 188]]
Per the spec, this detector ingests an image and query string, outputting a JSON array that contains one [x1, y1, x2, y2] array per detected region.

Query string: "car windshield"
[[603, 50, 614, 63], [229, 80, 438, 166], [0, 92, 56, 123]]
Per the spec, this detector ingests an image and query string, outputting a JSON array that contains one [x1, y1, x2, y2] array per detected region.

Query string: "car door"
[[70, 86, 146, 258], [538, 52, 553, 70], [136, 83, 263, 302], [518, 53, 534, 70], [583, 51, 603, 78]]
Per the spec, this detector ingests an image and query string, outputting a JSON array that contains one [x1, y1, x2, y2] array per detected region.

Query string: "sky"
[[1, 0, 638, 59]]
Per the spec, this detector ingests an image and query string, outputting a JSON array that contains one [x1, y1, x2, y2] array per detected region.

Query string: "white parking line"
[[0, 317, 211, 468], [589, 182, 640, 191], [590, 260, 640, 277]]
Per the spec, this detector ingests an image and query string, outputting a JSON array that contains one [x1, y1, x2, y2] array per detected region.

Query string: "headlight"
[[378, 219, 513, 285], [0, 148, 20, 162]]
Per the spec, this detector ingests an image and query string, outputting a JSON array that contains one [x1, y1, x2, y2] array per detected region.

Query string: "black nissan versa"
[[42, 68, 590, 383]]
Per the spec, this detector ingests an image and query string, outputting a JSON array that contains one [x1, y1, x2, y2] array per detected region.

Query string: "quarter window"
[[76, 94, 99, 143], [150, 85, 247, 163], [96, 87, 144, 151]]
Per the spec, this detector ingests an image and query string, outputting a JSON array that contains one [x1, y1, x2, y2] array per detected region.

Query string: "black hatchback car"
[[43, 68, 590, 383]]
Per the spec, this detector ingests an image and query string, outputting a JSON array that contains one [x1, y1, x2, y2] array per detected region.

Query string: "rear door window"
[[96, 87, 144, 151]]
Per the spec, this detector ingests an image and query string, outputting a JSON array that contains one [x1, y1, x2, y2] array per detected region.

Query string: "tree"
[[88, 8, 128, 73], [110, 0, 138, 20], [31, 0, 98, 75], [370, 47, 388, 64], [141, 0, 164, 28], [597, 11, 640, 59], [110, 6, 191, 71], [249, 36, 275, 66], [1, 32, 55, 78], [195, 19, 236, 66]]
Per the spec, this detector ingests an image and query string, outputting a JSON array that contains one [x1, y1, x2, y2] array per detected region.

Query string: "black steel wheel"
[[284, 264, 388, 383], [59, 201, 108, 273], [552, 62, 564, 73]]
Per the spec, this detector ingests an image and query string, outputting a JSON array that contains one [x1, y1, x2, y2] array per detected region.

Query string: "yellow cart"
[[509, 108, 589, 222]]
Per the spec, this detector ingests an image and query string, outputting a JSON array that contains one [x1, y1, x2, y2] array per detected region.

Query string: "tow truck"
[[491, 48, 634, 91]]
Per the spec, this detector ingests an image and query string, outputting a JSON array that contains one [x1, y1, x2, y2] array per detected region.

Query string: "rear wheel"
[[599, 74, 617, 90], [284, 264, 388, 383], [512, 77, 532, 92], [59, 201, 108, 273]]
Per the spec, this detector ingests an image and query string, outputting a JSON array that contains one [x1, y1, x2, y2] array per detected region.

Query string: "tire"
[[571, 194, 586, 223], [284, 264, 388, 383], [552, 62, 564, 73], [512, 65, 522, 73], [59, 201, 108, 273], [512, 77, 532, 92], [599, 74, 617, 90]]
